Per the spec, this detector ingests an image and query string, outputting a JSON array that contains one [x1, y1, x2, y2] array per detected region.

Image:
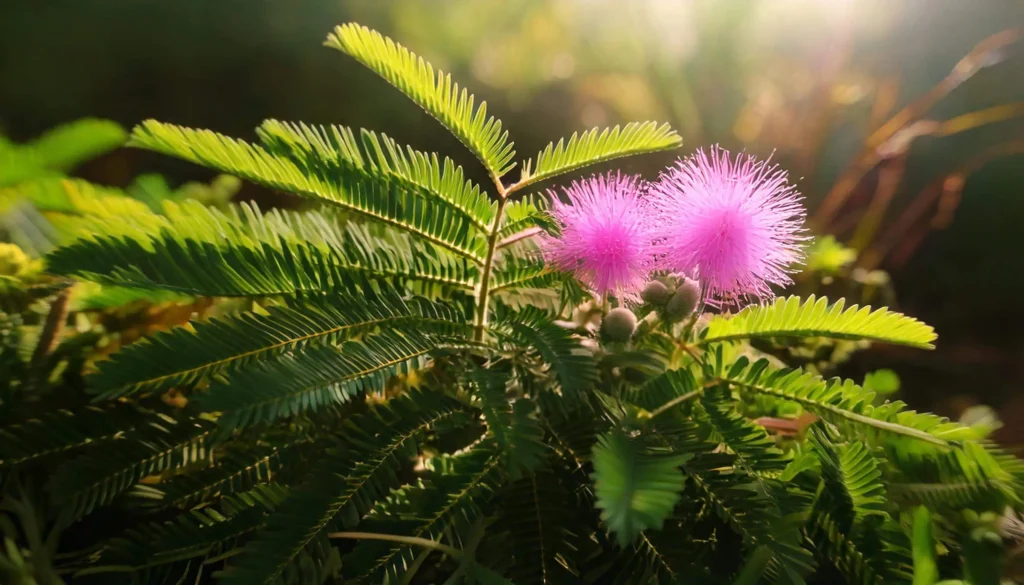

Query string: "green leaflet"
[[218, 391, 469, 585], [0, 119, 126, 187], [701, 295, 937, 349], [469, 364, 546, 477], [716, 356, 975, 447], [48, 201, 480, 297], [87, 484, 290, 574], [342, 446, 505, 582], [257, 120, 495, 231], [516, 121, 681, 191], [47, 415, 215, 522], [490, 305, 599, 396], [325, 23, 515, 177], [87, 291, 462, 398], [199, 329, 456, 430], [591, 429, 689, 546], [128, 121, 487, 261]]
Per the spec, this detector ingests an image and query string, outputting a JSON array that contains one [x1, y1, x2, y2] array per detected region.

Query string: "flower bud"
[[640, 280, 672, 306], [664, 278, 700, 320], [601, 308, 638, 342]]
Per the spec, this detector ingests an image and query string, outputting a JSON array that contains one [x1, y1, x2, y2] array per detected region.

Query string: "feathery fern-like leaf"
[[491, 470, 578, 584], [47, 415, 214, 521], [809, 432, 911, 585], [131, 439, 312, 510], [701, 296, 937, 349], [886, 441, 1024, 510], [490, 305, 598, 396], [325, 23, 515, 177], [128, 121, 487, 260], [812, 432, 888, 533], [496, 193, 554, 242], [491, 255, 558, 293], [0, 403, 153, 467], [685, 455, 816, 584], [809, 513, 912, 585], [91, 484, 289, 574], [470, 365, 545, 476], [1, 177, 152, 255], [87, 291, 461, 399], [343, 447, 505, 582], [218, 391, 468, 585], [198, 329, 456, 429], [517, 122, 681, 190], [591, 429, 689, 546], [51, 199, 479, 296], [716, 356, 975, 447], [700, 390, 788, 476], [0, 119, 125, 187], [257, 120, 495, 230]]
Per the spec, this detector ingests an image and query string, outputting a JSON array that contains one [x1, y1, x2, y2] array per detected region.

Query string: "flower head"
[[649, 147, 806, 305], [543, 173, 655, 300]]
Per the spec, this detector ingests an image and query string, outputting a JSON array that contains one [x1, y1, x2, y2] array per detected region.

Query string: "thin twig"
[[646, 390, 702, 420], [30, 287, 69, 370], [497, 226, 543, 249], [327, 531, 463, 558]]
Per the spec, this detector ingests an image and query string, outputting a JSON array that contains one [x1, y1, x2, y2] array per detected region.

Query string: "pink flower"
[[649, 147, 806, 305], [543, 173, 656, 300]]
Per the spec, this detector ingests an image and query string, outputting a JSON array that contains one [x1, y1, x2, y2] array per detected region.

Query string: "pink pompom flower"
[[648, 147, 807, 305], [542, 173, 656, 300]]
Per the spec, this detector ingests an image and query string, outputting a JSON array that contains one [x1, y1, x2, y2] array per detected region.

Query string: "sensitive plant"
[[0, 23, 1021, 585]]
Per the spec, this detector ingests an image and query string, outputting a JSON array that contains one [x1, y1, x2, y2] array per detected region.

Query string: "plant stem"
[[497, 226, 543, 249], [31, 287, 69, 370], [203, 548, 243, 565], [646, 390, 701, 420], [327, 531, 463, 558], [474, 179, 511, 341]]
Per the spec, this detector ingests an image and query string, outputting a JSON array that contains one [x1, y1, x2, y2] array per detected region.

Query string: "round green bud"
[[601, 308, 638, 342], [640, 280, 672, 305], [664, 278, 700, 320]]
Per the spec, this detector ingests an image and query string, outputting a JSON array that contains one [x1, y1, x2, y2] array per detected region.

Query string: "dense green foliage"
[[1, 23, 1022, 585]]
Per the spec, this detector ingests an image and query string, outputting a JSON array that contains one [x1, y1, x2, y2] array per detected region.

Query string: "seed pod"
[[640, 280, 672, 306], [601, 308, 638, 342], [665, 278, 700, 320]]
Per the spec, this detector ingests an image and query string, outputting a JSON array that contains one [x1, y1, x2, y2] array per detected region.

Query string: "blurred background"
[[1, 0, 1022, 441]]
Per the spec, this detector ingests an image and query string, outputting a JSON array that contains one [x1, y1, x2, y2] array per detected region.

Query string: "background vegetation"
[[2, 1, 1022, 434], [1, 2, 1023, 584]]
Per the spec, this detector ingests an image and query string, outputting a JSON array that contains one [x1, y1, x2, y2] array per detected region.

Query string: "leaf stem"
[[327, 531, 463, 558], [646, 389, 702, 420]]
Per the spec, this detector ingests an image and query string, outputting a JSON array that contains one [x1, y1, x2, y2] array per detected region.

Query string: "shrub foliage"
[[1, 22, 1021, 585]]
